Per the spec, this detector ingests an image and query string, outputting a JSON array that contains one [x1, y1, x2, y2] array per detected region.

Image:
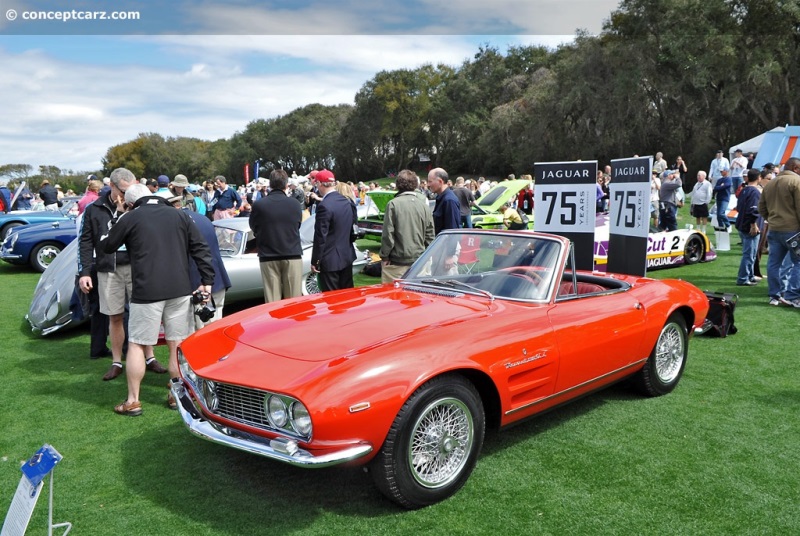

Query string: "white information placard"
[[1, 478, 43, 536]]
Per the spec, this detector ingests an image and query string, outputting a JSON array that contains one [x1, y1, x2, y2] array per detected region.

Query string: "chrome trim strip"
[[505, 359, 647, 416], [170, 380, 373, 468]]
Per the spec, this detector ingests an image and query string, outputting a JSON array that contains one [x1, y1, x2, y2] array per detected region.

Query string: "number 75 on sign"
[[608, 184, 649, 238]]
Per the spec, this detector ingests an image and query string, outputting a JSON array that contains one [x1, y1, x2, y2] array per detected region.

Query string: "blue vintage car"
[[1, 219, 78, 272], [0, 198, 79, 240]]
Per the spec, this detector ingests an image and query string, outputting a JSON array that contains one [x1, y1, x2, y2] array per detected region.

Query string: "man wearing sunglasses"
[[78, 168, 167, 381]]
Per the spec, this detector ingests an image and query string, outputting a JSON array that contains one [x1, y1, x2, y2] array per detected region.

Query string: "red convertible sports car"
[[171, 229, 709, 508]]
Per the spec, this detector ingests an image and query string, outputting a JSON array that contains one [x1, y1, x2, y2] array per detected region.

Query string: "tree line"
[[3, 0, 798, 191]]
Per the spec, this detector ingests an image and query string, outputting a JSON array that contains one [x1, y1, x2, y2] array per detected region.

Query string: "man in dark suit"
[[310, 169, 357, 291]]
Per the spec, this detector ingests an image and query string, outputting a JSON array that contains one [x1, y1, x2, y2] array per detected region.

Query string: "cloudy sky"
[[0, 0, 620, 174]]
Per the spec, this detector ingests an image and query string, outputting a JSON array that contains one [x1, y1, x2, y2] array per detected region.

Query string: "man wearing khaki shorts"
[[102, 180, 214, 416]]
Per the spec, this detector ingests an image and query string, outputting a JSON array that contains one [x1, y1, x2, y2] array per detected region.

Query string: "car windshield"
[[215, 226, 245, 257], [59, 198, 78, 216], [402, 231, 563, 301]]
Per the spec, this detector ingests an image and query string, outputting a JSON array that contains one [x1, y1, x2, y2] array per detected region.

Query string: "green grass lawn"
[[1, 224, 798, 535]]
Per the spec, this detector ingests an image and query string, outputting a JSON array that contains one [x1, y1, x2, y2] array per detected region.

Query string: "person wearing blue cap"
[[658, 169, 682, 231], [156, 175, 171, 198]]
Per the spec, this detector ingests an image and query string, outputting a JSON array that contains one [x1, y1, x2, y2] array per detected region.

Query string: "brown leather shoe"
[[103, 363, 123, 381], [145, 358, 167, 374], [114, 400, 142, 416]]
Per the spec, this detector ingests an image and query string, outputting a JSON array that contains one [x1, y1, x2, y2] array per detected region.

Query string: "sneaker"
[[737, 281, 758, 286], [752, 276, 763, 282], [769, 298, 780, 306], [791, 298, 800, 309], [769, 297, 792, 306]]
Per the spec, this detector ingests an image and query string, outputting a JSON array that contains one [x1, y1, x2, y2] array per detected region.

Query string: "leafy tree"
[[0, 164, 33, 182]]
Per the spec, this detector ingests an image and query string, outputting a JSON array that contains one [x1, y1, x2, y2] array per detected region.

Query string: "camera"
[[191, 290, 209, 304], [195, 302, 216, 323], [192, 290, 216, 323]]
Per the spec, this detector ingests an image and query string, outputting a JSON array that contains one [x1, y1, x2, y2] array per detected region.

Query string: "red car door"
[[547, 291, 647, 393]]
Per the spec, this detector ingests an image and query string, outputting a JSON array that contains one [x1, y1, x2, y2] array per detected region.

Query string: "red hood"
[[221, 286, 488, 363]]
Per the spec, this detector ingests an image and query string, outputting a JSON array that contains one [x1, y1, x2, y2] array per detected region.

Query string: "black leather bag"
[[698, 291, 738, 337]]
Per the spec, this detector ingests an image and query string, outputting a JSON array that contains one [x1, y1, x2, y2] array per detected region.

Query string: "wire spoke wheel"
[[371, 375, 484, 508], [303, 273, 320, 295], [408, 397, 474, 488], [635, 313, 687, 396], [654, 321, 685, 384]]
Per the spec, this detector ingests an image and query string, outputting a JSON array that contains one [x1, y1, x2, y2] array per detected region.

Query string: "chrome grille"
[[210, 382, 270, 429]]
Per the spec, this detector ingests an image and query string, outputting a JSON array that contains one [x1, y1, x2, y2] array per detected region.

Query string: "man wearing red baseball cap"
[[310, 169, 358, 291]]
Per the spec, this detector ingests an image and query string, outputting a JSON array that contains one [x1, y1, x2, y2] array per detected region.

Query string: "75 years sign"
[[534, 161, 598, 271], [608, 157, 651, 276]]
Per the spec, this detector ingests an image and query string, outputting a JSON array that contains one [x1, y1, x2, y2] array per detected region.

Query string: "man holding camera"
[[102, 181, 215, 417], [79, 168, 167, 380]]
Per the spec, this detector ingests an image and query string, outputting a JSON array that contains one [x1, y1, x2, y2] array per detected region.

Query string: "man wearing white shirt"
[[730, 148, 748, 195], [690, 171, 713, 234], [708, 149, 730, 189]]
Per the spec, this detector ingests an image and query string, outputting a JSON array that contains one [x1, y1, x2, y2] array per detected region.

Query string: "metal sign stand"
[[1, 445, 70, 536], [48, 470, 72, 536]]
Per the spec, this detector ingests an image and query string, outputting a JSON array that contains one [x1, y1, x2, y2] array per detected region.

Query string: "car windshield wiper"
[[418, 278, 494, 301]]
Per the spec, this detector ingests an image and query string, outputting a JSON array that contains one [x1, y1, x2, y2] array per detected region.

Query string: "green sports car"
[[470, 179, 533, 229]]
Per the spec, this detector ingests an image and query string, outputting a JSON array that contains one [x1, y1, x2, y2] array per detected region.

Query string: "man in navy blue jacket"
[[310, 169, 357, 291], [735, 168, 762, 286], [713, 169, 732, 231], [428, 167, 461, 274]]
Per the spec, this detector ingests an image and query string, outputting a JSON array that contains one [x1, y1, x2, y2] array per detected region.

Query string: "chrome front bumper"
[[170, 379, 373, 468]]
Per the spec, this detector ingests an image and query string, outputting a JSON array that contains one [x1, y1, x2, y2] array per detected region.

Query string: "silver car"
[[26, 214, 369, 335]]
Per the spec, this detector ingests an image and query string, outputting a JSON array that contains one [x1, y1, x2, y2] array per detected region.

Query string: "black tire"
[[30, 241, 63, 273], [684, 235, 704, 265], [635, 313, 687, 397], [370, 375, 485, 509], [1, 222, 23, 240]]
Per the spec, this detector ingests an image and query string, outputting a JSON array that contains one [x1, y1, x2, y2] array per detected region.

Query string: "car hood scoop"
[[224, 288, 485, 362]]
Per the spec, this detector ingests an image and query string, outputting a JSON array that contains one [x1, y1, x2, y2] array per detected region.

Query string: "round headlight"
[[290, 402, 312, 436], [267, 396, 288, 428], [45, 292, 60, 322], [202, 380, 219, 411], [177, 350, 197, 385]]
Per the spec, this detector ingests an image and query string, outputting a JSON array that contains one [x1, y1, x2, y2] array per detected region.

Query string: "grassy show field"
[[1, 224, 798, 535]]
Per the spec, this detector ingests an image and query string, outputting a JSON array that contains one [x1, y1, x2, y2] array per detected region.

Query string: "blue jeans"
[[715, 197, 729, 229], [766, 230, 800, 300], [461, 214, 473, 228], [737, 230, 758, 284], [658, 203, 677, 231]]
